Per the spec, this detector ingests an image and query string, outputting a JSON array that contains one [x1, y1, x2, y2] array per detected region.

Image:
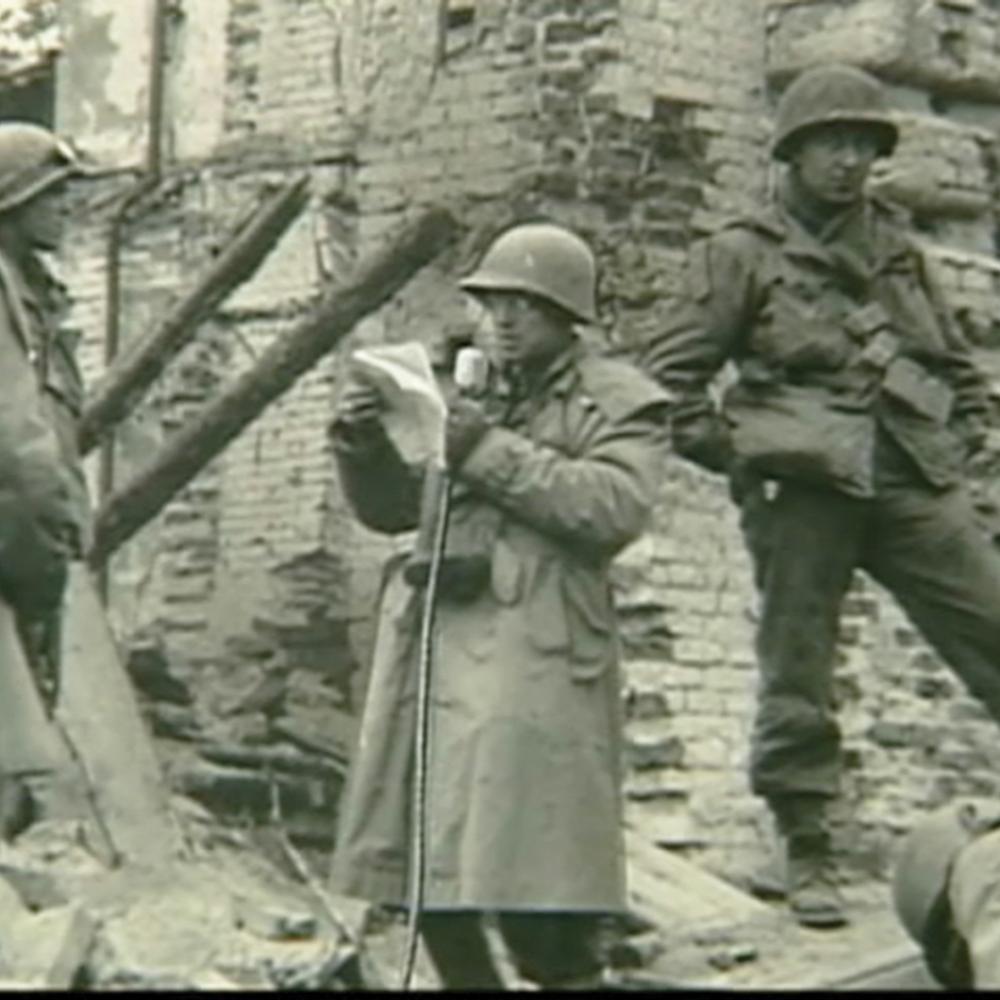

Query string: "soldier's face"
[[475, 290, 574, 370], [790, 123, 882, 206], [14, 186, 65, 251]]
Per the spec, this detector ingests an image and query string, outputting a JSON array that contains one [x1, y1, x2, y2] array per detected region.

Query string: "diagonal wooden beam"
[[88, 205, 458, 565], [77, 174, 312, 456]]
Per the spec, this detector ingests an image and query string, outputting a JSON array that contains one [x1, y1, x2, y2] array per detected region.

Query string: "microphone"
[[453, 345, 490, 397]]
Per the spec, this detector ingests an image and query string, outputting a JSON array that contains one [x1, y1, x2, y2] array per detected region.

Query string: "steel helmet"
[[0, 121, 83, 216], [459, 222, 598, 324], [772, 63, 899, 162], [892, 799, 1000, 986]]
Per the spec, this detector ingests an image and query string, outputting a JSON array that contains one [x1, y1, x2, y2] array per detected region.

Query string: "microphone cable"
[[399, 468, 452, 990]]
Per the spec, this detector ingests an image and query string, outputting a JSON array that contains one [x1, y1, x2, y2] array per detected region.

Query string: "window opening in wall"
[[447, 5, 475, 30], [438, 0, 477, 65], [0, 63, 54, 127]]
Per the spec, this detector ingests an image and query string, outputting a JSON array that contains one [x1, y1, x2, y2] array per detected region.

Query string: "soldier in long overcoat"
[[642, 64, 1000, 929], [328, 223, 669, 989], [0, 122, 92, 835]]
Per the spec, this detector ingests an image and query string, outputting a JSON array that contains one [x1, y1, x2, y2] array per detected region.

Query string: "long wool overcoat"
[[329, 344, 668, 912], [0, 248, 89, 777]]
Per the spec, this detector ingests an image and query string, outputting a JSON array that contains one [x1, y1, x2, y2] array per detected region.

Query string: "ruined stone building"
[[8, 0, 1000, 885]]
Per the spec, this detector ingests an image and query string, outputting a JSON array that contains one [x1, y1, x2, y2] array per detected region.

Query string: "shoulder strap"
[[576, 355, 673, 423]]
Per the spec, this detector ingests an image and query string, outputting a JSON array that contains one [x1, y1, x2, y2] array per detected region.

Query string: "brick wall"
[[47, 0, 1000, 877]]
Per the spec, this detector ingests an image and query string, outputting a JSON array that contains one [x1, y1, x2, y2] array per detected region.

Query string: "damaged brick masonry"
[[11, 0, 1000, 891]]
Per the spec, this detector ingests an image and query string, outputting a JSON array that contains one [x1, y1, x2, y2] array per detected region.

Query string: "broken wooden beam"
[[88, 206, 458, 564], [77, 174, 311, 456], [624, 828, 770, 933], [197, 742, 344, 779], [56, 564, 184, 866]]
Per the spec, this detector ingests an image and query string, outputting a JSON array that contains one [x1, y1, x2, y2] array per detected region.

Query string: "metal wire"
[[399, 470, 452, 991]]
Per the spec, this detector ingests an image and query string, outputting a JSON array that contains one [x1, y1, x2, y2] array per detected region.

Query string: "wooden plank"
[[55, 564, 182, 866], [628, 861, 718, 930], [625, 829, 769, 928]]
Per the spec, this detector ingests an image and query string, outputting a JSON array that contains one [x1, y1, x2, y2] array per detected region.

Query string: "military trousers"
[[419, 910, 604, 989], [738, 434, 1000, 799]]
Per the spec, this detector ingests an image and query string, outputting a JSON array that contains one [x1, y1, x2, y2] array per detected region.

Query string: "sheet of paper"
[[351, 341, 447, 467]]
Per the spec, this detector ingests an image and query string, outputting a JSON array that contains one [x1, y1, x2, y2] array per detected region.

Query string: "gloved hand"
[[445, 398, 490, 470], [329, 376, 384, 443]]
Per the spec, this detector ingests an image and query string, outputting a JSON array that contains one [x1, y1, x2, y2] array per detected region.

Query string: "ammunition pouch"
[[881, 356, 954, 424], [724, 381, 876, 498], [403, 551, 491, 601]]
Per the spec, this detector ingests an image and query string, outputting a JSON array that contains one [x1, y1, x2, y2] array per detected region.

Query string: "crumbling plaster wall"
[[46, 0, 1000, 877]]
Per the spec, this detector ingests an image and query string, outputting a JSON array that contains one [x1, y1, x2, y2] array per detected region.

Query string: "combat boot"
[[769, 794, 847, 929], [786, 831, 847, 929]]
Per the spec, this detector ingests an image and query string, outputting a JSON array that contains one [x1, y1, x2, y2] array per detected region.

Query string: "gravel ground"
[[626, 880, 937, 991], [354, 879, 938, 991]]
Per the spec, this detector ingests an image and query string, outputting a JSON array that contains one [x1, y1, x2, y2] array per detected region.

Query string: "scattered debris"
[[705, 942, 758, 971], [608, 930, 666, 970], [232, 894, 318, 942], [125, 634, 194, 706], [0, 813, 389, 991]]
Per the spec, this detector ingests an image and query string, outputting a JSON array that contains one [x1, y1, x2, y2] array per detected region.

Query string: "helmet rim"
[[772, 114, 899, 162], [459, 223, 598, 324]]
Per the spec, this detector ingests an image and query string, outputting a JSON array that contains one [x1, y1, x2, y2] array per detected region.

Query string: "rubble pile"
[[124, 550, 360, 870], [0, 806, 403, 991]]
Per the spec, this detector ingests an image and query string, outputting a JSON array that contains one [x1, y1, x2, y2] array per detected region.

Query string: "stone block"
[[625, 688, 671, 721], [625, 730, 685, 770], [910, 648, 946, 672], [949, 698, 992, 722], [913, 675, 954, 700], [681, 736, 733, 770], [0, 864, 69, 912], [867, 720, 911, 749], [867, 112, 993, 224], [672, 638, 724, 665], [766, 0, 1000, 100], [608, 930, 666, 969], [232, 894, 318, 941], [624, 775, 690, 802]]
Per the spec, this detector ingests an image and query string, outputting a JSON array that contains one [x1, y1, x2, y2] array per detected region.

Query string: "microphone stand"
[[398, 347, 490, 990], [399, 457, 452, 991]]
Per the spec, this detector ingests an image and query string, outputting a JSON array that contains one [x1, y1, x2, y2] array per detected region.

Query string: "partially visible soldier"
[[328, 223, 670, 989], [641, 63, 1000, 929], [0, 121, 92, 837], [893, 799, 1000, 990]]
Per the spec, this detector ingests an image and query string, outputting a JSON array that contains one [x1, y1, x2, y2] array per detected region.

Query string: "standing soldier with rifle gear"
[[0, 121, 92, 838], [328, 223, 670, 990], [642, 63, 1000, 929]]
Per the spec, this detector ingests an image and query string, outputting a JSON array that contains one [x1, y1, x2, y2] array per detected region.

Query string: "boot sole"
[[792, 908, 849, 929]]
